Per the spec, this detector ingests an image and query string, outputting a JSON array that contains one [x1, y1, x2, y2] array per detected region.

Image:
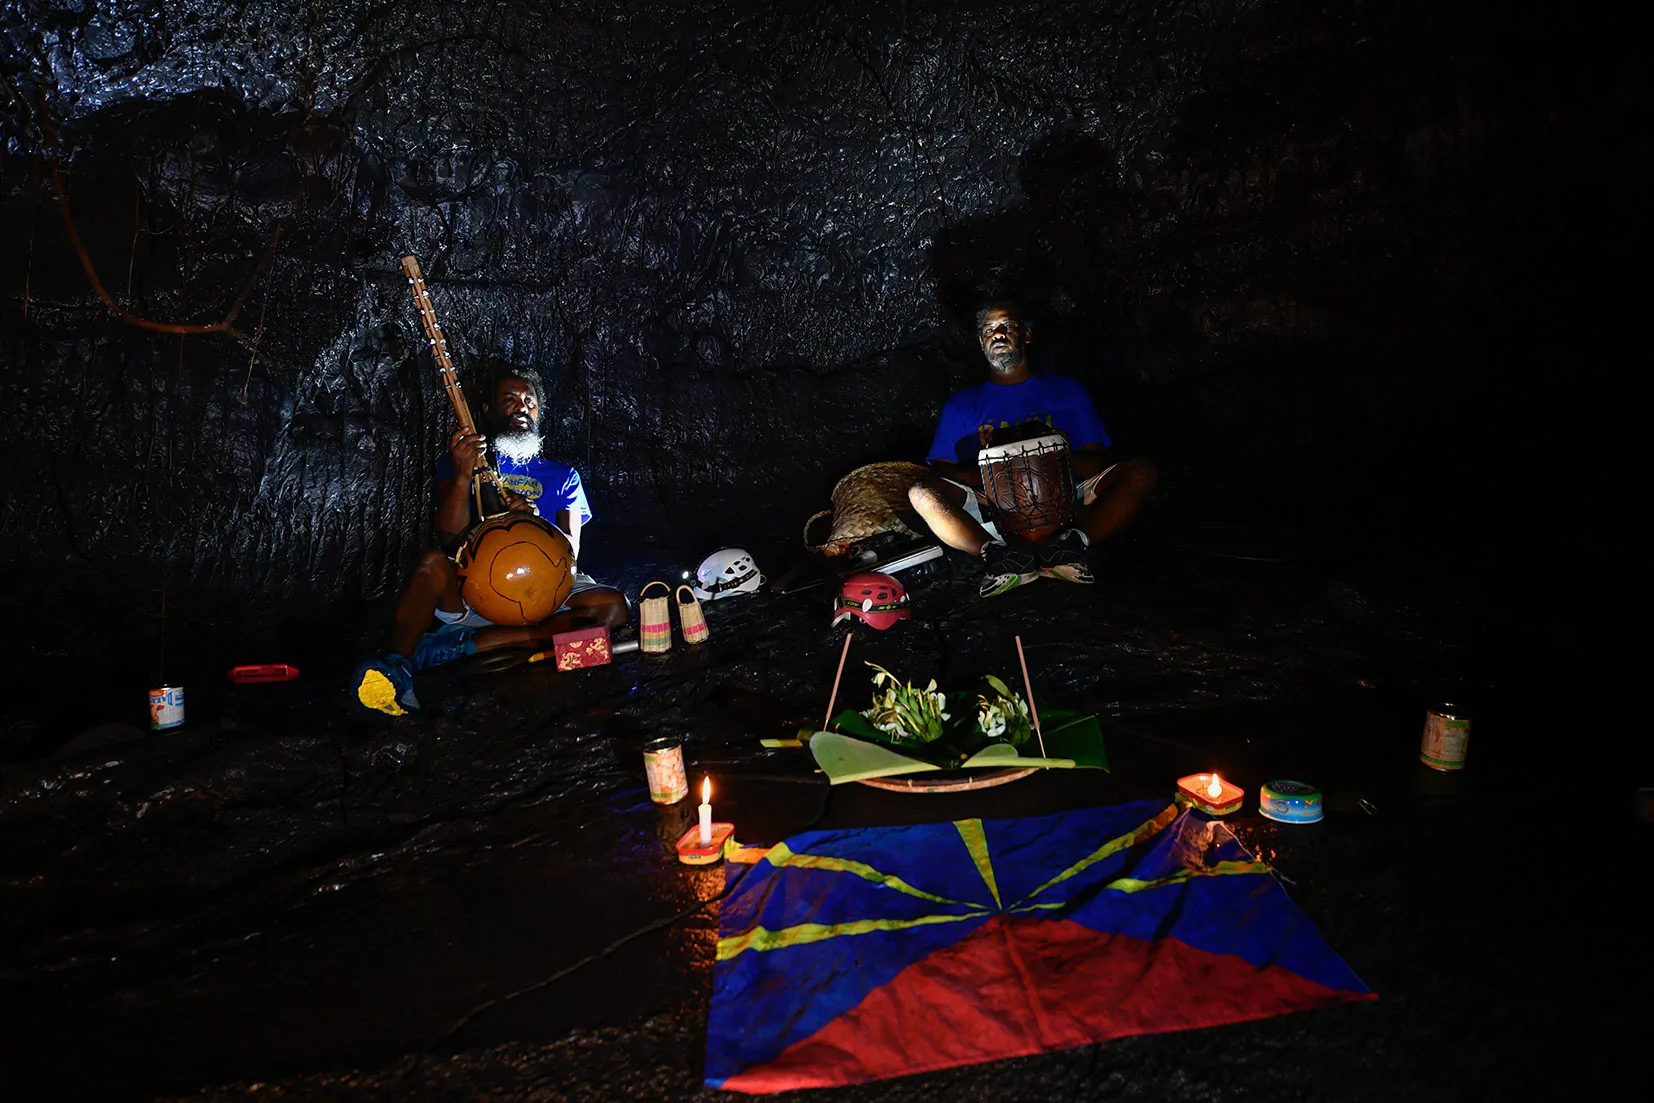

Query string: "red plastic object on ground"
[[228, 664, 301, 684], [676, 822, 735, 865]]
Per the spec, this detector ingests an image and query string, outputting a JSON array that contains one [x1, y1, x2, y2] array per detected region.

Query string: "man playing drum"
[[910, 300, 1157, 598], [352, 368, 629, 716]]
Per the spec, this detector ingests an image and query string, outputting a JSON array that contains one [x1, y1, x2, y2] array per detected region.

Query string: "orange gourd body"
[[456, 514, 575, 625]]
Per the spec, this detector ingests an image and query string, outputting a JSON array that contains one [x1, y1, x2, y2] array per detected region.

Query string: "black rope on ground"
[[425, 780, 834, 1054], [435, 881, 737, 1048], [797, 774, 835, 833], [1067, 1042, 1103, 1100]]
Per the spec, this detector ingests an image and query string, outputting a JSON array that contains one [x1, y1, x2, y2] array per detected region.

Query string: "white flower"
[[975, 684, 1032, 745]]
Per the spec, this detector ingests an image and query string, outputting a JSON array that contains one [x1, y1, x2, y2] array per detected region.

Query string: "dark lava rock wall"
[[1, 1, 1640, 597]]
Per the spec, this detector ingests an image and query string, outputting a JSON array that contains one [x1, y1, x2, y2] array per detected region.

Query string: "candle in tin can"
[[1419, 703, 1470, 771], [643, 734, 689, 804]]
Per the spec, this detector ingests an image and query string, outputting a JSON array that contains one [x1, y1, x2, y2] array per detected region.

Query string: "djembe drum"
[[977, 433, 1076, 548]]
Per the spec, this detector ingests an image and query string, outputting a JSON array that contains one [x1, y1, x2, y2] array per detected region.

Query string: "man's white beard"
[[494, 429, 543, 464], [986, 345, 1025, 373]]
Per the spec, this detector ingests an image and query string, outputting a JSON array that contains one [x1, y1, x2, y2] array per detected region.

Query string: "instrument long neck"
[[401, 253, 509, 520]]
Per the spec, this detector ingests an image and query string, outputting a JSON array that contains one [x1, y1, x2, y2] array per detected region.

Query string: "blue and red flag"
[[707, 800, 1374, 1091]]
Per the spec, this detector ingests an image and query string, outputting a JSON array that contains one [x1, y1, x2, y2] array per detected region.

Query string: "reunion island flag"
[[706, 800, 1374, 1091]]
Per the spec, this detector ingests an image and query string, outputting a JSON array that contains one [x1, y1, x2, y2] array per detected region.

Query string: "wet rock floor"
[[1, 528, 1644, 1101]]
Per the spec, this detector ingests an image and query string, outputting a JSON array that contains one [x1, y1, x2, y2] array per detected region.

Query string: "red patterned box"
[[553, 626, 613, 671]]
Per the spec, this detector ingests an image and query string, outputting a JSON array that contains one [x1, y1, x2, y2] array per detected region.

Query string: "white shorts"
[[942, 465, 1116, 534], [435, 571, 604, 629]]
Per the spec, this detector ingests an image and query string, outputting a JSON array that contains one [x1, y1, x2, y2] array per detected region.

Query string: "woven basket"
[[639, 581, 672, 654], [804, 461, 930, 557], [676, 585, 710, 644]]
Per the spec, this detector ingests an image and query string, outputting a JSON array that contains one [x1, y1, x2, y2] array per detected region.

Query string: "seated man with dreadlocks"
[[352, 367, 628, 716], [909, 299, 1157, 597]]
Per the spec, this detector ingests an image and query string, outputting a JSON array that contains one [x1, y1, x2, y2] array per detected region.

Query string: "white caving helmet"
[[691, 547, 765, 601]]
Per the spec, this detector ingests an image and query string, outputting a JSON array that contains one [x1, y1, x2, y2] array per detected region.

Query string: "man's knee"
[[568, 586, 630, 629], [909, 477, 964, 513], [412, 548, 456, 582], [1117, 457, 1158, 495], [407, 548, 456, 588]]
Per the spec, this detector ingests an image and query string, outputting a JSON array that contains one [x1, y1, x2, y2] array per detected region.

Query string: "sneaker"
[[353, 654, 420, 717], [1039, 528, 1094, 584], [410, 625, 478, 672], [979, 541, 1039, 598]]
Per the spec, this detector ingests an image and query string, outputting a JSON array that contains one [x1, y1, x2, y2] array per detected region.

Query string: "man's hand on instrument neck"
[[449, 427, 489, 474], [434, 426, 491, 542]]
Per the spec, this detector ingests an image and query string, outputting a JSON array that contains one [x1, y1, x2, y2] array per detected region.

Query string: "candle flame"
[[702, 776, 712, 803], [1206, 773, 1223, 799]]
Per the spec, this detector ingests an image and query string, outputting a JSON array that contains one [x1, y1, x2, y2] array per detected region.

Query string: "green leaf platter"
[[810, 708, 1109, 786]]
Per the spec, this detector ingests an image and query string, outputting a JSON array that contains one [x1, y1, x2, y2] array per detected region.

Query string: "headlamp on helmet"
[[831, 571, 911, 630], [692, 547, 765, 601]]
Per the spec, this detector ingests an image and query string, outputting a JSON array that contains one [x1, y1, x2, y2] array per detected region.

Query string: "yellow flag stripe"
[[717, 910, 993, 962], [1008, 858, 1269, 911], [1099, 860, 1269, 895], [955, 819, 1002, 909], [763, 842, 977, 908], [1019, 804, 1181, 903]]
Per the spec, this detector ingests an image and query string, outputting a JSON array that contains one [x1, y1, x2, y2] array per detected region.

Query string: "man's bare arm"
[[557, 509, 582, 561], [435, 428, 489, 541]]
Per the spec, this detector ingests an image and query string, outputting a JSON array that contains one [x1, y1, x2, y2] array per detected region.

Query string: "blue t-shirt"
[[433, 451, 593, 527], [926, 375, 1112, 466]]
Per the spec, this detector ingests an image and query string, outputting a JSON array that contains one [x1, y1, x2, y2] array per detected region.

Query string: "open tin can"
[[1420, 703, 1470, 771], [643, 734, 688, 804]]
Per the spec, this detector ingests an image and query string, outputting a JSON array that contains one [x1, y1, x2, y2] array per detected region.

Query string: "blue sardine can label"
[[149, 685, 185, 731], [1259, 779, 1323, 823]]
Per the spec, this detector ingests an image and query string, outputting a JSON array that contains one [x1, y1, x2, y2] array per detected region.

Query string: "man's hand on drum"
[[448, 427, 489, 475]]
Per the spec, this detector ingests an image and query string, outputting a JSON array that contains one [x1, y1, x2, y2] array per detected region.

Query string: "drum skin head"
[[460, 516, 575, 625]]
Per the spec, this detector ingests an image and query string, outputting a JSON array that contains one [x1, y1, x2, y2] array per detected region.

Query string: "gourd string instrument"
[[400, 254, 575, 625]]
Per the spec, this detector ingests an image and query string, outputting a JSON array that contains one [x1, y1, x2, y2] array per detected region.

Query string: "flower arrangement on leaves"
[[821, 662, 1109, 774], [975, 674, 1034, 747], [864, 664, 950, 744], [828, 662, 1091, 769]]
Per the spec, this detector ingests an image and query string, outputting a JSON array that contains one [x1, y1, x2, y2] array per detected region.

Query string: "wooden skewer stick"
[[1015, 634, 1047, 758], [822, 633, 854, 731]]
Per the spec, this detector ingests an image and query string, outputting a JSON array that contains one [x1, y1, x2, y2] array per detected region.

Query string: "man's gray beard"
[[494, 429, 543, 464], [985, 346, 1025, 373]]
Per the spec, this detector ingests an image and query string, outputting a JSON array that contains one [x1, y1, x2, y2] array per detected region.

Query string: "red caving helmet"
[[832, 571, 911, 630]]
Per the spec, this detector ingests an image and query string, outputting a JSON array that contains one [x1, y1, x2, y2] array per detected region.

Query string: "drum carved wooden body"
[[977, 433, 1076, 548]]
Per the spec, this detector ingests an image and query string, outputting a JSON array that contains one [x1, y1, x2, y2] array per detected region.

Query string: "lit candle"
[[1175, 771, 1244, 815], [699, 776, 713, 845]]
